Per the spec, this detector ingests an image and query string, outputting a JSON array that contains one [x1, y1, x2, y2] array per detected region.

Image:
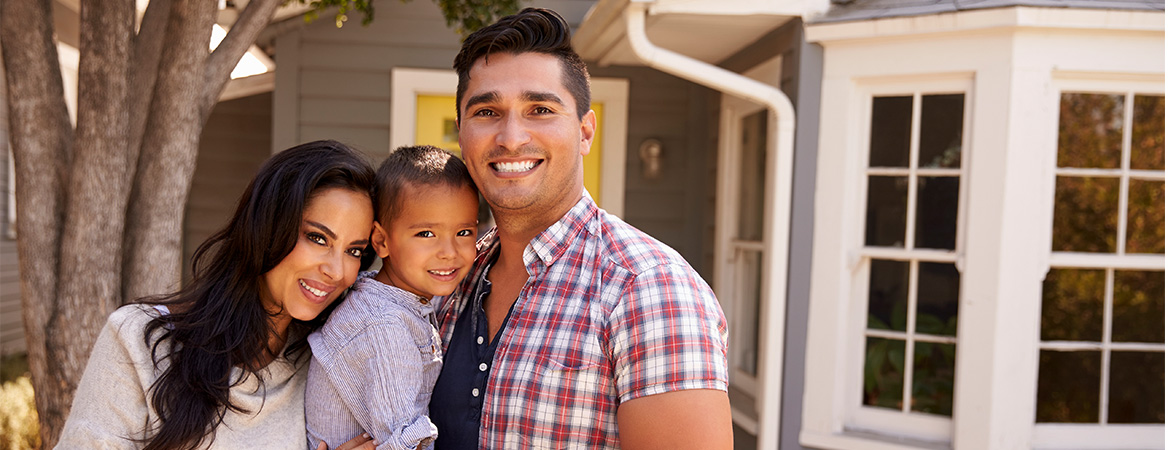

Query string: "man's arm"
[[616, 389, 733, 450]]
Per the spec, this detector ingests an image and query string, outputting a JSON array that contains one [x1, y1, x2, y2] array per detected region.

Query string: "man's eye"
[[473, 109, 496, 117], [533, 106, 552, 114]]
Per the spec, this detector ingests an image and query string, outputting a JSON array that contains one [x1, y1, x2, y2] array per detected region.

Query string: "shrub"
[[0, 354, 39, 450]]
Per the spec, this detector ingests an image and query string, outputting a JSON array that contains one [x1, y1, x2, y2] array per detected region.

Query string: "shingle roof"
[[813, 0, 1165, 23]]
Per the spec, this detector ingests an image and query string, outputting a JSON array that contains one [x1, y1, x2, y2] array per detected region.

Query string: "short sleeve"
[[608, 263, 729, 403]]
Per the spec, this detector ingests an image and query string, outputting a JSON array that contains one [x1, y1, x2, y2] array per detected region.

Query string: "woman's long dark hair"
[[138, 140, 375, 450]]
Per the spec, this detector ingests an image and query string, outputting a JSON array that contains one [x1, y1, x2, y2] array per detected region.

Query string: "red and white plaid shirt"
[[437, 193, 728, 449]]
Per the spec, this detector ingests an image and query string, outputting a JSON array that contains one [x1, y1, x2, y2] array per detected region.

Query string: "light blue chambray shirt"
[[306, 271, 443, 450]]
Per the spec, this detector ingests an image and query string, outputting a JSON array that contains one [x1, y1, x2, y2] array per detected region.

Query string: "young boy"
[[305, 145, 479, 450]]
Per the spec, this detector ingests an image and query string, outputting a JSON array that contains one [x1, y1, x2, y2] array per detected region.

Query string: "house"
[[1, 0, 1162, 448]]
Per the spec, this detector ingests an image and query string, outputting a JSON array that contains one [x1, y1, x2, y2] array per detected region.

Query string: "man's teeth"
[[300, 280, 327, 297], [430, 269, 456, 276], [494, 160, 537, 173]]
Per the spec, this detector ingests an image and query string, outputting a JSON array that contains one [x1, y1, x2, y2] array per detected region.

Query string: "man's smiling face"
[[457, 52, 595, 227]]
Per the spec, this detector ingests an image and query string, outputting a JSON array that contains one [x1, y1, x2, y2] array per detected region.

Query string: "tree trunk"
[[46, 2, 137, 426], [123, 0, 281, 301], [1, 0, 74, 445]]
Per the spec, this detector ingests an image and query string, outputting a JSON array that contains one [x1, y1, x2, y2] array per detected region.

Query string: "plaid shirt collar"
[[522, 191, 597, 274]]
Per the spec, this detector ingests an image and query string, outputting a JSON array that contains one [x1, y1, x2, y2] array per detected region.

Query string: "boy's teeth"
[[430, 269, 456, 276], [494, 160, 536, 173], [300, 280, 327, 297]]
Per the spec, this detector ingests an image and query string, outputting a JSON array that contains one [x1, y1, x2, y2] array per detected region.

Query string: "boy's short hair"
[[375, 145, 477, 223], [452, 7, 591, 122]]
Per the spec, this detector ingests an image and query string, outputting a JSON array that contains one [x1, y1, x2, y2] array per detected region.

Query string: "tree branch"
[[126, 0, 172, 164], [123, 0, 215, 301], [201, 0, 281, 119], [1, 0, 74, 444]]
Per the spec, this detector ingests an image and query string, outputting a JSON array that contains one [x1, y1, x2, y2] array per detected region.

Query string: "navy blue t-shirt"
[[429, 264, 512, 450]]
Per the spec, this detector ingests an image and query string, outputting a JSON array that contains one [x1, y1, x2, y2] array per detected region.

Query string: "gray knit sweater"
[[56, 304, 310, 449]]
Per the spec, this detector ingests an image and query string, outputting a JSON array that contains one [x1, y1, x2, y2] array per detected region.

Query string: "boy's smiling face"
[[373, 182, 479, 299]]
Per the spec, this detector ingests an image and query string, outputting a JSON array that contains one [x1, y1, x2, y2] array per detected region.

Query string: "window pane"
[[1041, 269, 1104, 342], [1058, 93, 1123, 169], [1036, 350, 1102, 423], [866, 176, 908, 247], [918, 94, 964, 169], [738, 110, 768, 241], [911, 342, 955, 416], [870, 96, 912, 168], [869, 259, 909, 332], [1108, 351, 1165, 424], [1052, 176, 1119, 253], [915, 176, 959, 250], [1130, 95, 1165, 171], [1113, 270, 1165, 343], [864, 337, 904, 410], [735, 251, 763, 376], [916, 262, 959, 337], [1126, 179, 1165, 254]]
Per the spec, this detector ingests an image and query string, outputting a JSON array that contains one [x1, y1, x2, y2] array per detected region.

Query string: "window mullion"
[[903, 262, 920, 413], [1116, 92, 1135, 256], [906, 93, 922, 250], [1099, 269, 1116, 424]]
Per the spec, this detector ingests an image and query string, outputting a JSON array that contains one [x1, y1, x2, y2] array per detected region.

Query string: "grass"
[[0, 353, 40, 450]]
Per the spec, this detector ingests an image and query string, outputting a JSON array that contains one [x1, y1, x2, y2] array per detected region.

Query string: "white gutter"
[[621, 2, 793, 450]]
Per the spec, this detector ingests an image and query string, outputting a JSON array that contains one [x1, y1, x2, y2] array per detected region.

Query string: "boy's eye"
[[307, 232, 327, 245], [457, 229, 474, 237], [415, 231, 435, 238]]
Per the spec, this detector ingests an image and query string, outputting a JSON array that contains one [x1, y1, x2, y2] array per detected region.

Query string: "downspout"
[[621, 3, 793, 450]]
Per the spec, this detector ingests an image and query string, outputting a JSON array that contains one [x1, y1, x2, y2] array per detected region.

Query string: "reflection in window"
[[862, 92, 964, 418], [1043, 92, 1164, 427]]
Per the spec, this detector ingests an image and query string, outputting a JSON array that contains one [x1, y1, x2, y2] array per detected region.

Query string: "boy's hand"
[[316, 433, 375, 450]]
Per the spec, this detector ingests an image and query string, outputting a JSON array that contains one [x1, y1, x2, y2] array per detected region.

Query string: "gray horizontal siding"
[[183, 93, 274, 283], [0, 57, 23, 356]]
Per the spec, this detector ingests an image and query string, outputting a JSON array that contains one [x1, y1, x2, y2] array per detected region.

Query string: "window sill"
[[800, 430, 950, 450]]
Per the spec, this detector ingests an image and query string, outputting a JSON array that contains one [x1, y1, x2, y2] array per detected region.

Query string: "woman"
[[57, 140, 378, 450]]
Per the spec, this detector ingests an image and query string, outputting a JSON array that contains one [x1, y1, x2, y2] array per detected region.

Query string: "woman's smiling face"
[[260, 187, 373, 334]]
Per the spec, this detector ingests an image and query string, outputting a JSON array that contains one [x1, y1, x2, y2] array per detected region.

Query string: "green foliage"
[[288, 0, 522, 35], [0, 355, 38, 450]]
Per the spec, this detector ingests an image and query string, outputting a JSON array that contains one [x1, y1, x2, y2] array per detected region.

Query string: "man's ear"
[[579, 109, 596, 156], [371, 221, 392, 258]]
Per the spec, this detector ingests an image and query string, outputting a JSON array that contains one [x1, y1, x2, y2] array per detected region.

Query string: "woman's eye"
[[457, 229, 474, 237], [346, 248, 364, 258], [416, 231, 435, 238], [307, 232, 327, 245]]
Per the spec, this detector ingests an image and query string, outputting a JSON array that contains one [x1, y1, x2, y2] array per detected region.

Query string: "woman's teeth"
[[494, 160, 537, 173], [300, 279, 327, 297]]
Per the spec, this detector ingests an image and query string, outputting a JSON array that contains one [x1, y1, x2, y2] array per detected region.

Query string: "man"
[[429, 8, 732, 449]]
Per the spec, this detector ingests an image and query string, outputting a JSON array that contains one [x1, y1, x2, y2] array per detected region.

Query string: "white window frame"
[[804, 74, 974, 450], [848, 78, 974, 444], [390, 67, 628, 217], [1030, 75, 1165, 450]]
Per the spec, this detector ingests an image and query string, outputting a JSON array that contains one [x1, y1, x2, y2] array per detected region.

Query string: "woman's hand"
[[315, 433, 375, 450]]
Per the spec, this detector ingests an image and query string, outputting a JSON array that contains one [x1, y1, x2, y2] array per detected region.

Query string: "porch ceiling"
[[573, 0, 827, 66]]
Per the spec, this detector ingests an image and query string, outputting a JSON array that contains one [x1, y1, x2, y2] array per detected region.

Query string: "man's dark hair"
[[375, 145, 477, 224], [453, 7, 591, 121]]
